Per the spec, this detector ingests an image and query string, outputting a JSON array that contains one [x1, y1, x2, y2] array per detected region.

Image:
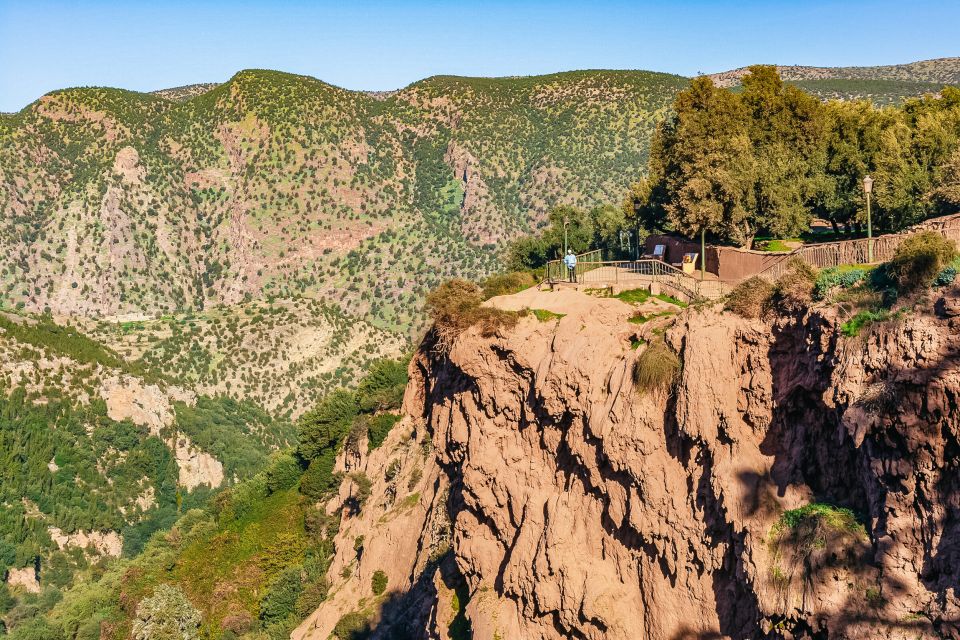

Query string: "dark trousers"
[[567, 267, 576, 283]]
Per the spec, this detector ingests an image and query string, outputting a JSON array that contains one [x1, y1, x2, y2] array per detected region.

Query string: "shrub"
[[259, 567, 304, 624], [367, 413, 401, 451], [773, 258, 817, 312], [132, 584, 201, 640], [632, 340, 680, 393], [726, 277, 774, 318], [265, 453, 302, 494], [840, 310, 890, 337], [482, 271, 536, 299], [426, 279, 521, 352], [349, 473, 373, 508], [296, 389, 359, 462], [332, 611, 371, 640], [814, 266, 869, 300], [888, 231, 957, 295], [767, 503, 868, 601], [294, 578, 329, 617], [299, 451, 341, 500], [356, 359, 408, 412], [371, 570, 388, 596]]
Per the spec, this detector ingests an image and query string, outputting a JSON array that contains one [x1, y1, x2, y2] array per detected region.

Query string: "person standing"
[[563, 250, 577, 283]]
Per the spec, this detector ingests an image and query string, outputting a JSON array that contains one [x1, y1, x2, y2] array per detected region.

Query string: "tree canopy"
[[628, 66, 960, 247]]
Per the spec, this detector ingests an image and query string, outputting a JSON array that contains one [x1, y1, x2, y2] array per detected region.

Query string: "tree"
[[296, 389, 358, 462], [654, 75, 754, 246], [739, 66, 827, 240], [132, 584, 201, 640], [932, 148, 960, 213], [540, 205, 594, 256]]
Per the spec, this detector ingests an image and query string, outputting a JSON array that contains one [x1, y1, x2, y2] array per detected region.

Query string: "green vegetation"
[[0, 354, 409, 639], [627, 66, 960, 247], [632, 340, 680, 393], [628, 310, 674, 324], [887, 231, 958, 295], [371, 570, 388, 596], [841, 310, 892, 337], [531, 308, 565, 322], [613, 288, 651, 304], [332, 611, 371, 640], [814, 265, 873, 300]]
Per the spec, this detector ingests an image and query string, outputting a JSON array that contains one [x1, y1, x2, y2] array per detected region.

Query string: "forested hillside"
[[0, 69, 685, 330]]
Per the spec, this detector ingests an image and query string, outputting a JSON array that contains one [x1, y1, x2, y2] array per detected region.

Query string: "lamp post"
[[863, 175, 874, 263], [701, 227, 706, 280], [563, 215, 569, 257]]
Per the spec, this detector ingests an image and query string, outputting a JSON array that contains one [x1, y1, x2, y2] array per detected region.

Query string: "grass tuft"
[[632, 339, 680, 393]]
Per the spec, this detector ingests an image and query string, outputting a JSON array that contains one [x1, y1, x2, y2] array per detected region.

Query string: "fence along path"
[[755, 220, 960, 282], [547, 213, 960, 300]]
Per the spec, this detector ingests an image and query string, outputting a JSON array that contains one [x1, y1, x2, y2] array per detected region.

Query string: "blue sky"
[[1, 0, 957, 112]]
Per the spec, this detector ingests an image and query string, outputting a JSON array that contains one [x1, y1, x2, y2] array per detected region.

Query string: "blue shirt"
[[563, 254, 577, 268]]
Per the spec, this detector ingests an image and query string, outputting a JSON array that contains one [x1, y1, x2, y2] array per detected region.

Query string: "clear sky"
[[1, 0, 957, 112]]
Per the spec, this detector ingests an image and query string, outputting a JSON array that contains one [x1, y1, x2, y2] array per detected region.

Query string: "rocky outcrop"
[[300, 288, 960, 639], [6, 566, 40, 594], [47, 527, 123, 557], [173, 433, 225, 490]]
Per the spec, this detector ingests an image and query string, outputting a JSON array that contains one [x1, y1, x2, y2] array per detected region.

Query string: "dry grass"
[[773, 257, 818, 312], [426, 279, 521, 353], [726, 277, 775, 319], [632, 339, 680, 394], [481, 271, 536, 299]]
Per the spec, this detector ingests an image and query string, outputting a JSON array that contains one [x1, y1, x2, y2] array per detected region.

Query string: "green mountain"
[[0, 69, 686, 332]]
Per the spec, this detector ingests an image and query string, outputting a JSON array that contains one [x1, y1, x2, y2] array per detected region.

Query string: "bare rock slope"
[[299, 288, 960, 639]]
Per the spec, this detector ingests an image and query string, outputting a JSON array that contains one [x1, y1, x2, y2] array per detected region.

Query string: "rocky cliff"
[[297, 286, 960, 639]]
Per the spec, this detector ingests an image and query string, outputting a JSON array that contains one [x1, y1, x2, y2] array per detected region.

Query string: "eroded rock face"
[[302, 290, 960, 639], [47, 527, 123, 557], [6, 566, 40, 594]]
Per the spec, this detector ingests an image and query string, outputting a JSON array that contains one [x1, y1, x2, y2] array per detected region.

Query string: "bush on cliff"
[[481, 271, 536, 299], [632, 340, 680, 393], [726, 277, 775, 319], [426, 279, 522, 353], [772, 258, 818, 312], [888, 231, 957, 295]]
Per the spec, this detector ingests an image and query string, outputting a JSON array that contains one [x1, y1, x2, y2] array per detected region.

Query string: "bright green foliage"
[[531, 309, 565, 322], [296, 389, 359, 462], [356, 358, 408, 413], [132, 584, 201, 640], [259, 566, 305, 625], [775, 503, 864, 533], [371, 570, 388, 596], [265, 453, 303, 494], [613, 288, 651, 304], [841, 310, 892, 337], [505, 204, 637, 270], [174, 396, 294, 480]]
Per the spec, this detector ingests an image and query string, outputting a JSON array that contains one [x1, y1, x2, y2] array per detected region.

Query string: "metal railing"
[[545, 258, 736, 301], [755, 225, 960, 282], [545, 249, 603, 283]]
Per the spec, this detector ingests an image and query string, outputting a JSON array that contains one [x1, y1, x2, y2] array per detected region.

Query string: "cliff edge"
[[296, 286, 960, 639]]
